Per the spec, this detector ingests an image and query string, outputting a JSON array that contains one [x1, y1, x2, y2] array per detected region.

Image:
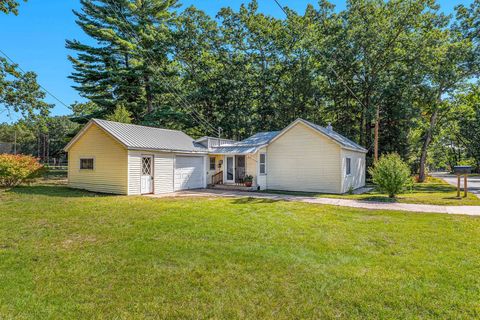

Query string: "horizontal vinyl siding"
[[341, 149, 366, 193], [246, 154, 257, 185], [128, 151, 174, 195], [155, 153, 174, 194], [267, 122, 342, 193], [256, 148, 267, 190], [127, 151, 142, 195], [68, 124, 128, 195]]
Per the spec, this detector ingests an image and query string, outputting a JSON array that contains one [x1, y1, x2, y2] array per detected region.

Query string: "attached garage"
[[65, 119, 208, 195], [174, 156, 205, 191]]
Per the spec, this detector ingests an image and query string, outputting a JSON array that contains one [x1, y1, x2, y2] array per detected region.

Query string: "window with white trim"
[[209, 157, 216, 170], [80, 158, 94, 170], [346, 158, 351, 175], [260, 153, 267, 175]]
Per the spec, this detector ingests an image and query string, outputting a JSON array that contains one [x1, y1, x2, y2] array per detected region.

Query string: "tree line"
[[1, 0, 480, 175]]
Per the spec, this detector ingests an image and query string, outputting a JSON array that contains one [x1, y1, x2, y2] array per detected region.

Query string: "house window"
[[346, 158, 351, 175], [80, 158, 94, 170], [209, 157, 216, 170], [260, 153, 267, 175]]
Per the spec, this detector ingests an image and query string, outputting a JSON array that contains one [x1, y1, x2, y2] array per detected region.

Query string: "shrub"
[[369, 153, 412, 198], [0, 154, 45, 188]]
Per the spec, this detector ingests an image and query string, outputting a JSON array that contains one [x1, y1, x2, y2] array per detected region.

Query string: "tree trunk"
[[360, 107, 366, 147], [374, 104, 380, 162], [418, 108, 439, 182], [365, 120, 373, 164], [144, 74, 153, 114]]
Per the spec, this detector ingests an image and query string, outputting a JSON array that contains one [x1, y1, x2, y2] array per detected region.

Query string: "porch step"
[[209, 184, 258, 192]]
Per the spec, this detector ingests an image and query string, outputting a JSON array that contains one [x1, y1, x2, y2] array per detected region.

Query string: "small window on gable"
[[209, 157, 216, 170], [346, 158, 352, 176], [260, 153, 267, 175], [80, 158, 94, 170]]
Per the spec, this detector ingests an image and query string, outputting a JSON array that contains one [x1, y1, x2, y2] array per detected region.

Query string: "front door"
[[141, 156, 153, 194], [226, 156, 235, 183]]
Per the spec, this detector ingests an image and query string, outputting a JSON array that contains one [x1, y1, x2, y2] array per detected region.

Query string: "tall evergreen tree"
[[67, 0, 180, 121]]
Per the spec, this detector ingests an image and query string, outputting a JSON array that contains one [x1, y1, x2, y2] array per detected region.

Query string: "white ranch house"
[[64, 118, 367, 195]]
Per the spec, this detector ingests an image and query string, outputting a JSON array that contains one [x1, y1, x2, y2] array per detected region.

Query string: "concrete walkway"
[[148, 189, 480, 216]]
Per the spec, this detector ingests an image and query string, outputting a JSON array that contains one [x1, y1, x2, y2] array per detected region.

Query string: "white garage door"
[[174, 156, 204, 191]]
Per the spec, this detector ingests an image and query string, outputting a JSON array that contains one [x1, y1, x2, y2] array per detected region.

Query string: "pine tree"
[[66, 0, 180, 121], [106, 104, 133, 123]]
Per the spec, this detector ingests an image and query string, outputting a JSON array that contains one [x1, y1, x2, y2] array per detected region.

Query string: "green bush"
[[0, 154, 45, 188], [369, 153, 412, 198]]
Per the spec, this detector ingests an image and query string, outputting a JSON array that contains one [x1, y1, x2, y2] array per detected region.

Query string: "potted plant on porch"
[[244, 175, 254, 187]]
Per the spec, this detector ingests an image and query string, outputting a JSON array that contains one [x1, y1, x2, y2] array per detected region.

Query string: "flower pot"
[[245, 181, 253, 187]]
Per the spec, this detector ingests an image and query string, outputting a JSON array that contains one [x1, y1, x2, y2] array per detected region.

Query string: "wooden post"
[[457, 174, 461, 198], [464, 174, 468, 198]]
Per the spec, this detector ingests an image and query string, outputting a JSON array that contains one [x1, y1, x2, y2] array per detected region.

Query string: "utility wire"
[[0, 48, 71, 109], [104, 1, 220, 136], [273, 0, 289, 16]]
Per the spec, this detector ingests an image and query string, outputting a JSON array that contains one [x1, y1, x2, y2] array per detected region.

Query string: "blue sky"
[[0, 0, 472, 122]]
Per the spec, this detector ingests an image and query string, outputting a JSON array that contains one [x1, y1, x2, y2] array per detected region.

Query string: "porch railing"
[[212, 171, 223, 185]]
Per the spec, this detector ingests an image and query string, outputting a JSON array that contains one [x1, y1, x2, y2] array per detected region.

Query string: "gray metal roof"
[[93, 119, 208, 153], [237, 131, 280, 146], [209, 145, 261, 154], [300, 119, 367, 153], [66, 118, 366, 155], [209, 131, 280, 154], [208, 119, 366, 154]]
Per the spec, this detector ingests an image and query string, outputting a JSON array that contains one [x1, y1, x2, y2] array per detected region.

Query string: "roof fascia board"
[[268, 119, 367, 153], [128, 147, 208, 154], [300, 120, 367, 153], [64, 121, 95, 151], [64, 120, 129, 152]]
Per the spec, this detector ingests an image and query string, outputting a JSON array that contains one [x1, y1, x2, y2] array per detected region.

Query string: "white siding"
[[266, 122, 342, 193], [128, 151, 174, 195], [256, 148, 267, 190], [155, 153, 175, 194], [128, 151, 142, 195], [340, 149, 366, 193]]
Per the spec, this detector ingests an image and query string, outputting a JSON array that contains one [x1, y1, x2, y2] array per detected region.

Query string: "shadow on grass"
[[356, 196, 398, 203], [413, 185, 455, 193], [231, 197, 281, 205], [443, 196, 471, 201], [7, 185, 109, 198]]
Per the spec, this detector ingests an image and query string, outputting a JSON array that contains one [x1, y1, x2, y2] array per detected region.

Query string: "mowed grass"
[[0, 185, 480, 319], [268, 177, 480, 206]]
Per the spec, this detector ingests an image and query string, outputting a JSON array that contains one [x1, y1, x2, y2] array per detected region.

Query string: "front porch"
[[208, 154, 259, 190]]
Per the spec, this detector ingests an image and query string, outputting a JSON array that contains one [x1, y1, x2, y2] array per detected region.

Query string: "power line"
[[0, 48, 71, 109], [103, 1, 220, 136], [273, 0, 289, 16]]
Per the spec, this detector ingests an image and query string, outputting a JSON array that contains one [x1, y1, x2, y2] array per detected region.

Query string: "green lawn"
[[267, 177, 480, 206], [0, 185, 479, 318]]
